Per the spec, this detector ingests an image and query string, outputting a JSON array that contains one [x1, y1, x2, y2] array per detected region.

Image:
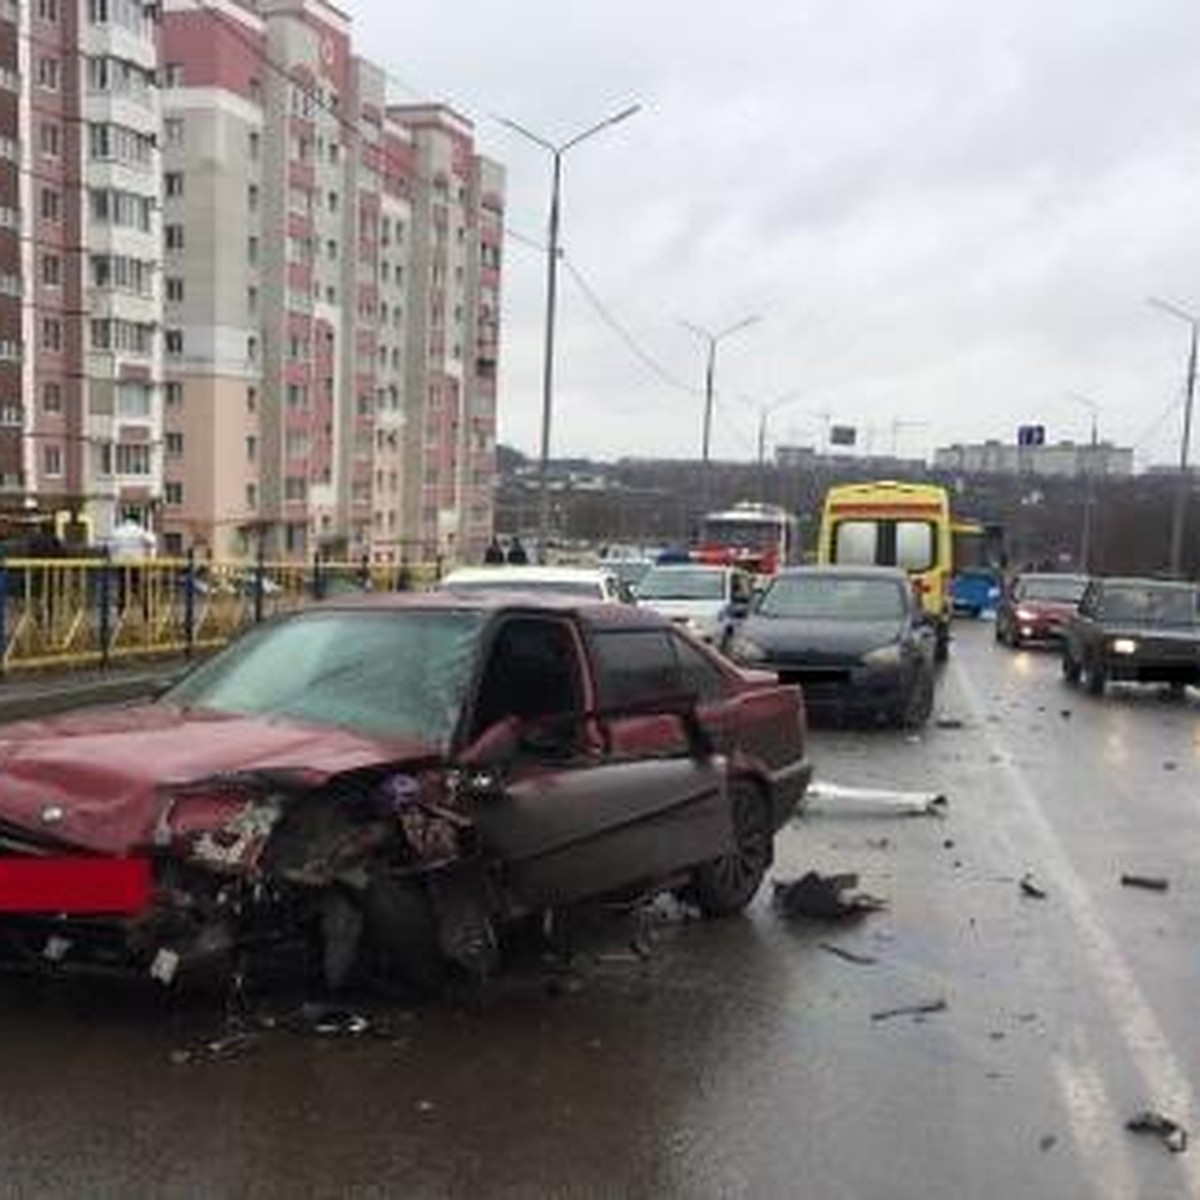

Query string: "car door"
[[1068, 581, 1103, 660], [465, 616, 731, 908]]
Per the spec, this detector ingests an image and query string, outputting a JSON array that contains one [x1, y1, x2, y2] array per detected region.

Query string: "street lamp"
[[1147, 296, 1198, 578], [752, 391, 808, 499], [681, 315, 761, 511], [497, 104, 642, 563], [1065, 391, 1101, 572]]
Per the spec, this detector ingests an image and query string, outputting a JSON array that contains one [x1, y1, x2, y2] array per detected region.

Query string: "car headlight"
[[1111, 637, 1138, 656], [1016, 607, 1036, 622], [862, 642, 903, 667], [728, 636, 766, 663]]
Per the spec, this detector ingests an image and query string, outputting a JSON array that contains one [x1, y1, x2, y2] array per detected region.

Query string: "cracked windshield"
[[0, 0, 1197, 1197]]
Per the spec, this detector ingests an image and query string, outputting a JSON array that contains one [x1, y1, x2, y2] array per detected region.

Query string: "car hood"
[[0, 704, 436, 856], [1015, 599, 1077, 618], [741, 616, 905, 659], [638, 598, 725, 623]]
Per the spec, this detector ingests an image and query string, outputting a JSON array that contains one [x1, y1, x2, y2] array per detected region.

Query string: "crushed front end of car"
[[0, 761, 502, 993]]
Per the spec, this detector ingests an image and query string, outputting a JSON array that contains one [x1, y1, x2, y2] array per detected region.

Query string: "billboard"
[[829, 425, 857, 447]]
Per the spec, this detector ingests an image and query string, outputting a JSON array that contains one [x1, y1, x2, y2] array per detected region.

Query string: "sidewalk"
[[0, 658, 193, 724]]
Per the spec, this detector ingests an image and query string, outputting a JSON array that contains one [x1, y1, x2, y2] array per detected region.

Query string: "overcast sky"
[[355, 0, 1200, 467]]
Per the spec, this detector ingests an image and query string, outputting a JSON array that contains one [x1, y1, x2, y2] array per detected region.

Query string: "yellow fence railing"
[[0, 557, 441, 673]]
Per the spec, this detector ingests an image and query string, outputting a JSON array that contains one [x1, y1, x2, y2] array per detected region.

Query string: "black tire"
[[691, 781, 773, 917], [361, 876, 447, 994], [896, 667, 935, 730], [1085, 657, 1107, 697], [934, 622, 950, 663], [1062, 648, 1081, 685], [1166, 680, 1188, 701]]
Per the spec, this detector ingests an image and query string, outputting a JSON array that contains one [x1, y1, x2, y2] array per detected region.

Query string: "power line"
[[560, 255, 697, 397]]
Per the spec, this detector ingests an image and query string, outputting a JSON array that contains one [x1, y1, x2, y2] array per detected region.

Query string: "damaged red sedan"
[[0, 594, 811, 991]]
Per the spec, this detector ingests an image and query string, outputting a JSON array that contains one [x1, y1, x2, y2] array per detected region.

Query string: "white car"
[[634, 564, 755, 647], [438, 565, 631, 603]]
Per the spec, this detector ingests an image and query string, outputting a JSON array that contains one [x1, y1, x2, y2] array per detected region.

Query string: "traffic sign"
[[1017, 425, 1045, 447]]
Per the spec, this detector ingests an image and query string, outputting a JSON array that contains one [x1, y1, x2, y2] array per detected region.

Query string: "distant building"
[[933, 440, 1133, 479], [773, 445, 927, 475]]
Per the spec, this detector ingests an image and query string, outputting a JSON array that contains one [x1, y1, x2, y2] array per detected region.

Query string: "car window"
[[1102, 585, 1199, 625], [637, 568, 727, 601], [670, 635, 728, 703], [1016, 576, 1087, 603], [832, 521, 880, 565], [165, 610, 483, 744], [895, 522, 935, 572], [759, 575, 907, 620], [590, 629, 680, 708]]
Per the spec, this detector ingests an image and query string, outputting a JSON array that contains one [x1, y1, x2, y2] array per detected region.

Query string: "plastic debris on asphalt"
[[1120, 874, 1170, 893], [1019, 873, 1047, 900], [804, 781, 949, 818], [870, 998, 948, 1022], [1126, 1110, 1189, 1154], [773, 872, 887, 921]]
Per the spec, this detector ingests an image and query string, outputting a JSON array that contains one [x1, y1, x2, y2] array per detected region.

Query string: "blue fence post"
[[184, 547, 196, 658], [311, 552, 323, 601], [254, 538, 265, 624], [99, 550, 112, 668], [0, 555, 8, 678]]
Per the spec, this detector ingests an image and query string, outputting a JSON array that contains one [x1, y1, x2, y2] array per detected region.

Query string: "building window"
[[165, 224, 184, 250], [165, 381, 183, 407], [325, 239, 337, 261], [246, 435, 257, 461], [248, 131, 260, 160], [246, 386, 256, 412], [245, 483, 258, 509], [114, 443, 151, 476], [166, 277, 184, 303], [39, 122, 60, 158], [247, 286, 258, 314], [41, 381, 62, 413], [163, 63, 183, 87], [247, 184, 259, 211], [165, 431, 183, 456], [37, 57, 60, 91], [37, 0, 60, 21], [116, 383, 151, 417], [164, 171, 183, 197], [40, 254, 60, 287], [247, 335, 258, 362], [40, 317, 62, 351], [284, 476, 307, 502], [164, 118, 184, 146], [247, 236, 258, 265], [164, 481, 183, 505], [165, 329, 183, 356], [42, 445, 62, 477]]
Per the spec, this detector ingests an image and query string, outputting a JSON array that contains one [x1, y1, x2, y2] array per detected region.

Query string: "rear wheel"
[[1085, 657, 1108, 697], [691, 781, 773, 917]]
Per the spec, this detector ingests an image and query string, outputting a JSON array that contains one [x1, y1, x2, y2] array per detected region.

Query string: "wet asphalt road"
[[1, 622, 1198, 1199]]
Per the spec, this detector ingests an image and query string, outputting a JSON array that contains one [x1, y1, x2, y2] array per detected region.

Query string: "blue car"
[[952, 568, 1002, 617]]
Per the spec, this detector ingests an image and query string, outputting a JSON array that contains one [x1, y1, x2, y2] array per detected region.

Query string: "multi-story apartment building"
[[0, 0, 19, 497], [158, 0, 503, 563], [14, 0, 164, 542]]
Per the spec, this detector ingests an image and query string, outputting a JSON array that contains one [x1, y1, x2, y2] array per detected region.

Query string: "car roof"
[[302, 589, 667, 628], [773, 564, 911, 582], [1018, 572, 1088, 582], [440, 565, 615, 585], [643, 562, 732, 573], [1094, 576, 1198, 591]]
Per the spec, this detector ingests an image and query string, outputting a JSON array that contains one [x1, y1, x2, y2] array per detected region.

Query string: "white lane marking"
[[952, 657, 1200, 1198], [1054, 1049, 1140, 1200]]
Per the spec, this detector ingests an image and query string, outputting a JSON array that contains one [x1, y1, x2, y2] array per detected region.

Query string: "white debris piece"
[[804, 781, 948, 817]]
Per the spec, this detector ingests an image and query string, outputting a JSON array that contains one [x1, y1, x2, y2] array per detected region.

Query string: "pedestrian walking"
[[484, 537, 505, 564], [506, 536, 528, 565]]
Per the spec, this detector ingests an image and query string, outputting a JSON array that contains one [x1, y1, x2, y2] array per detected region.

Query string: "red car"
[[0, 594, 810, 991], [995, 573, 1089, 647]]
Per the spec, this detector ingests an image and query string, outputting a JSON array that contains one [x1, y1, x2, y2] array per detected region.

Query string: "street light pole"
[[754, 391, 807, 501], [682, 315, 760, 513], [1147, 297, 1199, 578], [498, 104, 641, 563], [1065, 392, 1101, 572]]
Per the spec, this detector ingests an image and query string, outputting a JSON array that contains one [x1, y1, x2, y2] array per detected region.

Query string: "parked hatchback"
[[634, 564, 755, 649]]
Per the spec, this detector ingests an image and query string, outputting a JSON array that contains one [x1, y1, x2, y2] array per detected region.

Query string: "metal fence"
[[0, 555, 441, 674]]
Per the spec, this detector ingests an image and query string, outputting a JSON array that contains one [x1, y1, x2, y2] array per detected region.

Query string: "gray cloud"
[[356, 0, 1200, 466]]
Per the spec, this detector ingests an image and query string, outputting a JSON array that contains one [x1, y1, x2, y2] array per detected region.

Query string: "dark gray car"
[[726, 565, 936, 727]]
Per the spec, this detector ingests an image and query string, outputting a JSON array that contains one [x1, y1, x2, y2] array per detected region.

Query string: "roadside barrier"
[[0, 554, 441, 674]]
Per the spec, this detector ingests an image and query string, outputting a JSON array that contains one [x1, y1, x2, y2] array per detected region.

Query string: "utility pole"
[[1148, 297, 1198, 578]]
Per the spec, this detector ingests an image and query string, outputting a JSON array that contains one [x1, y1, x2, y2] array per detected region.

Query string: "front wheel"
[[895, 666, 935, 730], [690, 781, 773, 917], [1062, 648, 1081, 685]]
